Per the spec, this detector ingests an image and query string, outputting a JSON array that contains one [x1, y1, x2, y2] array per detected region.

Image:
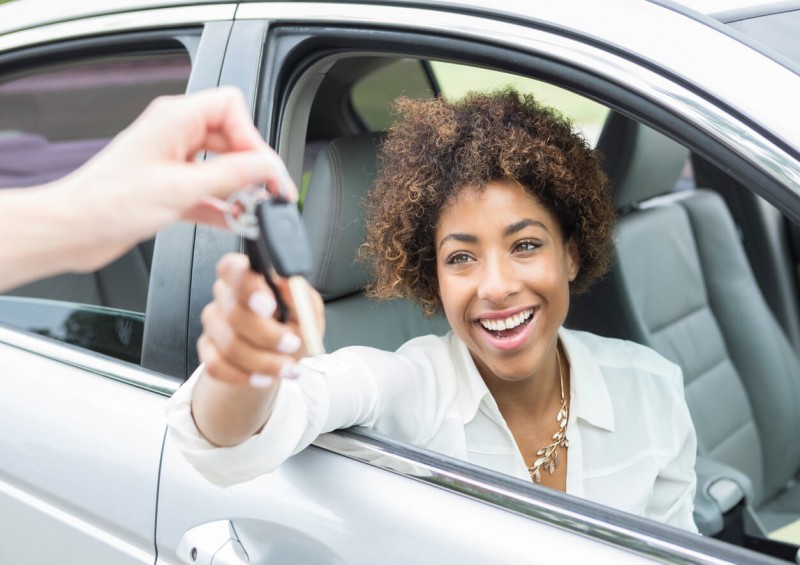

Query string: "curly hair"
[[360, 88, 616, 317]]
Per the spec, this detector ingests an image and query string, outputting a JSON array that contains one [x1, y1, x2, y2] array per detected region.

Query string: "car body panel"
[[0, 329, 170, 564], [156, 431, 661, 565]]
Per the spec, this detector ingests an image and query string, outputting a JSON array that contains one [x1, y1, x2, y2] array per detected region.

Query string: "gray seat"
[[692, 154, 800, 352], [568, 112, 800, 535], [302, 133, 450, 352]]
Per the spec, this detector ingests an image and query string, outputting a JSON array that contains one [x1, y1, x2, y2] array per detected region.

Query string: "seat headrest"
[[596, 111, 690, 210], [302, 133, 383, 300]]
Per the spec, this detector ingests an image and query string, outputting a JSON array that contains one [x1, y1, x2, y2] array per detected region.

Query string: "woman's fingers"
[[200, 253, 307, 386], [209, 280, 302, 355], [199, 303, 299, 384]]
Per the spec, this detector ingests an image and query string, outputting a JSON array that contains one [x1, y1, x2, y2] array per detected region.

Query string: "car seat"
[[301, 133, 451, 352], [568, 111, 800, 537]]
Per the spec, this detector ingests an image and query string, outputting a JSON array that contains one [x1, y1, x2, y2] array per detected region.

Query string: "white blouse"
[[166, 327, 698, 532]]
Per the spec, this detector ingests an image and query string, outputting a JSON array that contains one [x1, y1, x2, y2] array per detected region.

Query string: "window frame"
[[242, 18, 795, 563]]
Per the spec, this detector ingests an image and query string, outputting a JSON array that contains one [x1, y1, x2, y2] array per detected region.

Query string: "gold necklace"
[[528, 347, 569, 483]]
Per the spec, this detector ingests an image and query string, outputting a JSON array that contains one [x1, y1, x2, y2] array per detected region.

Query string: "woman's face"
[[435, 180, 579, 384]]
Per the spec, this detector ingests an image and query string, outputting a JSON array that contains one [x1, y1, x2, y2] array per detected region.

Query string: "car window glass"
[[430, 61, 609, 146], [0, 49, 191, 364], [350, 58, 434, 131]]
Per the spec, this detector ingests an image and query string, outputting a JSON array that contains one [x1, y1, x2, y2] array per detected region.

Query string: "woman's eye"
[[446, 252, 473, 265], [514, 240, 540, 253]]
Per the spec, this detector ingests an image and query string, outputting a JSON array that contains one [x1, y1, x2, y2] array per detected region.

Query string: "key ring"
[[224, 186, 269, 240]]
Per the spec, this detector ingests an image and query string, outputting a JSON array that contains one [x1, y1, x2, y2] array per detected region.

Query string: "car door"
[[154, 4, 778, 564], [0, 5, 235, 563]]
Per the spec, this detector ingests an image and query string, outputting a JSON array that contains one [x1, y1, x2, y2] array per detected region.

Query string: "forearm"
[[191, 368, 280, 447], [0, 183, 98, 292]]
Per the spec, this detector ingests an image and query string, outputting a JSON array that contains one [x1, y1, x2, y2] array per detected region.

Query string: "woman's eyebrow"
[[504, 218, 547, 237], [438, 219, 548, 250], [438, 233, 477, 250]]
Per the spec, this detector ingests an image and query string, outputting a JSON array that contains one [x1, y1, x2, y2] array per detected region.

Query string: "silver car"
[[1, 0, 799, 563]]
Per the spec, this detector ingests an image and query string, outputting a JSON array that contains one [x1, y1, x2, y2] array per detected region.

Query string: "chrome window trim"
[[0, 4, 236, 53], [314, 428, 756, 565], [0, 325, 179, 396], [238, 2, 800, 198]]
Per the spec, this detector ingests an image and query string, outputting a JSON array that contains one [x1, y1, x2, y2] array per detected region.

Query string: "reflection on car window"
[[0, 48, 191, 362], [0, 53, 190, 189]]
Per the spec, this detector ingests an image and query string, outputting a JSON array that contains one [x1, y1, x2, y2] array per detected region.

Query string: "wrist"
[[0, 183, 97, 291], [45, 177, 109, 272]]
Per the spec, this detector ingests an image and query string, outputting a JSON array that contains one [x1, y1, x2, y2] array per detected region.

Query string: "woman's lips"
[[476, 306, 538, 351]]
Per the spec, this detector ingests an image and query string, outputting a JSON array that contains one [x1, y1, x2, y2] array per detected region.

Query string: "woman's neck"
[[475, 343, 564, 421]]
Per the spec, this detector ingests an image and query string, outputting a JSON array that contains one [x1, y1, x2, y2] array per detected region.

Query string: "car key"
[[227, 188, 326, 358]]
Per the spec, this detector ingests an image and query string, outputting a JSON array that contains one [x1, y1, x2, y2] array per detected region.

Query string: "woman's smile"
[[475, 305, 538, 351]]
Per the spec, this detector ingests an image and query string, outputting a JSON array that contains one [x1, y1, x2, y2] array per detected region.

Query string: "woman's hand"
[[198, 252, 325, 388], [191, 252, 324, 447]]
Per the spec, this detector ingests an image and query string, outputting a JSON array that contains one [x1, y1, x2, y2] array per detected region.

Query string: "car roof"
[[0, 0, 223, 36], [1, 0, 797, 37]]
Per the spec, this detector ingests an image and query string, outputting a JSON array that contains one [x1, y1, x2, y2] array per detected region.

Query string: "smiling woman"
[[166, 88, 699, 532]]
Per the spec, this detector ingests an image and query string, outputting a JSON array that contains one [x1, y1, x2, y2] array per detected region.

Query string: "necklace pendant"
[[526, 346, 570, 485]]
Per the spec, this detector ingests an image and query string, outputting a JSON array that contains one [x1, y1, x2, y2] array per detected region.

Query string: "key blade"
[[288, 275, 325, 357]]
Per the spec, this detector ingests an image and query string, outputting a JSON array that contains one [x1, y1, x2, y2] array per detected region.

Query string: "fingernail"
[[249, 373, 275, 388], [278, 363, 299, 380], [277, 332, 302, 354], [249, 291, 276, 318]]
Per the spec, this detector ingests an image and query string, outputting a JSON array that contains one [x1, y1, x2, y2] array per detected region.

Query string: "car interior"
[[286, 54, 800, 556], [4, 41, 800, 558]]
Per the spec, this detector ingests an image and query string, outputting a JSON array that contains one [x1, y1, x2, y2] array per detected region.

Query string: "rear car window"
[[0, 48, 191, 364]]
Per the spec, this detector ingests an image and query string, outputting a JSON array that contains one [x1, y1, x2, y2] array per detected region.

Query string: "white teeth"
[[480, 308, 533, 332]]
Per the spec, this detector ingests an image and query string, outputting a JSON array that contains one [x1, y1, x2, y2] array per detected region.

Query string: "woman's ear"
[[566, 236, 580, 282]]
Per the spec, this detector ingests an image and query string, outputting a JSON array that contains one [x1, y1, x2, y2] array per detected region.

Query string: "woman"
[[167, 89, 697, 532]]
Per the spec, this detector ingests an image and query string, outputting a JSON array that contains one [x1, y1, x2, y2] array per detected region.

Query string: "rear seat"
[[301, 133, 450, 352], [568, 112, 800, 536]]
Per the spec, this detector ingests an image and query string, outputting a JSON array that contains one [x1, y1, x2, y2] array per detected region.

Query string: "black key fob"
[[244, 197, 313, 323]]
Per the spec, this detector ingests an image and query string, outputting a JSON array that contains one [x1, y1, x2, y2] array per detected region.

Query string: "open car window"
[[269, 25, 800, 559]]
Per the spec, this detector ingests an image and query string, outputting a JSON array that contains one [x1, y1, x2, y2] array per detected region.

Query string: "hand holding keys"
[[226, 187, 325, 358]]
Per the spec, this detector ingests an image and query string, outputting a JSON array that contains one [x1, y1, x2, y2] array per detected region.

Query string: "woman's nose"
[[477, 255, 521, 302]]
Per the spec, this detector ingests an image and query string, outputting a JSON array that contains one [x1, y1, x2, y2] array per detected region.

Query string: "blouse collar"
[[450, 327, 616, 432]]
